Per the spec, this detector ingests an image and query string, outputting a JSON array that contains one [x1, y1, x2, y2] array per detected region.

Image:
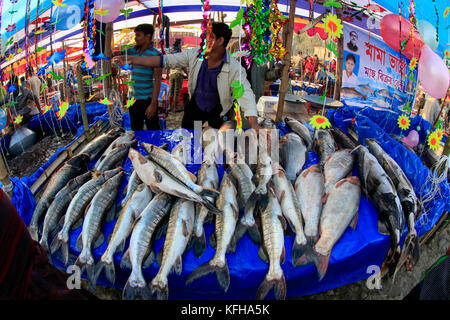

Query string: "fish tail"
[[28, 224, 39, 242], [256, 274, 286, 300], [123, 277, 152, 300], [244, 193, 260, 221], [95, 258, 116, 286], [199, 186, 221, 198], [294, 247, 331, 281], [185, 260, 230, 292], [150, 274, 169, 300], [292, 240, 309, 266], [50, 231, 70, 266], [234, 221, 248, 245], [39, 235, 50, 254], [201, 199, 222, 216], [381, 245, 401, 277], [247, 223, 261, 245], [190, 231, 207, 258], [75, 249, 96, 292]]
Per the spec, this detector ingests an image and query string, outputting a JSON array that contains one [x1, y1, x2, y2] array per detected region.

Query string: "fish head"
[[102, 167, 123, 180], [142, 142, 157, 154], [70, 153, 91, 168], [128, 148, 149, 166]]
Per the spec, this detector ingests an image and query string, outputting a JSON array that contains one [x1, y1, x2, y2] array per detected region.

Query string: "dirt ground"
[[7, 110, 449, 300]]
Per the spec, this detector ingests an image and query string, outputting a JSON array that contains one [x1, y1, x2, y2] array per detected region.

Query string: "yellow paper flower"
[[444, 7, 449, 18], [398, 114, 410, 130], [428, 132, 439, 151], [322, 13, 344, 40], [409, 57, 418, 71], [434, 129, 444, 141], [445, 50, 450, 59], [310, 115, 331, 130], [234, 102, 243, 134]]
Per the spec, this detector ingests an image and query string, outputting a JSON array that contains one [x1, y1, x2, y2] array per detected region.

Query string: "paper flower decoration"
[[121, 44, 133, 52], [49, 71, 64, 80], [121, 64, 133, 71], [322, 13, 343, 40], [87, 94, 96, 102], [94, 53, 110, 61], [6, 37, 14, 46], [398, 114, 410, 130], [427, 132, 439, 151], [234, 102, 243, 134], [444, 7, 449, 18], [445, 50, 450, 59], [99, 98, 114, 106], [121, 28, 132, 34], [231, 81, 244, 100], [6, 24, 16, 33], [43, 104, 53, 114], [95, 9, 109, 16], [52, 0, 67, 7], [409, 57, 419, 71], [5, 54, 14, 62], [56, 100, 69, 120], [8, 84, 17, 94], [14, 115, 23, 125], [434, 129, 444, 141], [125, 97, 136, 109], [230, 50, 250, 59], [35, 29, 47, 35], [123, 80, 135, 86], [47, 50, 66, 66], [326, 42, 339, 57], [310, 115, 331, 130], [120, 8, 133, 18], [324, 0, 342, 8]]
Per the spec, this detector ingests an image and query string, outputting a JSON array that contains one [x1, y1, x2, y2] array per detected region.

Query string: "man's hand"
[[114, 55, 132, 66], [145, 102, 158, 119], [247, 116, 260, 132]]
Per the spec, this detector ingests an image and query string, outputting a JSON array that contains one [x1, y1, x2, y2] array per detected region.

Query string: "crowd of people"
[[291, 51, 336, 85]]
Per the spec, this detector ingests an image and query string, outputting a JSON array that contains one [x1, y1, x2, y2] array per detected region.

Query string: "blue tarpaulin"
[[11, 115, 448, 299]]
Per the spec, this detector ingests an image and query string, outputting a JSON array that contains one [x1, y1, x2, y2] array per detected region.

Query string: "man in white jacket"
[[117, 22, 260, 131]]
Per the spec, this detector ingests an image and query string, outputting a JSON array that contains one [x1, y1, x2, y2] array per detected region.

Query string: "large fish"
[[190, 160, 220, 257], [29, 153, 91, 241], [229, 161, 260, 245], [329, 127, 358, 150], [128, 148, 221, 215], [50, 168, 123, 266], [284, 116, 313, 149], [355, 145, 405, 275], [142, 142, 219, 197], [186, 173, 239, 293], [313, 129, 336, 169], [39, 171, 92, 254], [341, 87, 368, 100], [366, 138, 420, 275], [295, 164, 324, 249], [79, 128, 123, 160], [279, 133, 307, 183], [357, 84, 375, 95], [272, 164, 308, 263], [323, 149, 354, 194], [120, 193, 173, 300], [98, 131, 136, 164], [75, 171, 124, 290], [256, 188, 287, 300], [120, 169, 143, 210], [151, 198, 195, 300], [95, 144, 130, 172], [296, 177, 361, 281], [95, 184, 153, 286]]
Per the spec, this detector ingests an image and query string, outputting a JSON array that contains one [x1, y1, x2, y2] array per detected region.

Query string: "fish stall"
[[10, 110, 450, 300]]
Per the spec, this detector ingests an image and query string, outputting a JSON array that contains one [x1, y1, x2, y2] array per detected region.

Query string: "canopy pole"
[[275, 0, 297, 123], [333, 6, 344, 100], [76, 64, 92, 142], [62, 41, 70, 104], [104, 22, 115, 121]]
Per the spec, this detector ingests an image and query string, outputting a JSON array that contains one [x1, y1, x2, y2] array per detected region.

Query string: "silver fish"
[[171, 139, 191, 165], [313, 129, 336, 169], [75, 171, 124, 290], [151, 198, 195, 300], [357, 84, 375, 95], [186, 173, 239, 293], [120, 192, 173, 300], [295, 165, 324, 248], [284, 116, 313, 149], [272, 163, 308, 264], [279, 133, 307, 183], [323, 149, 355, 194], [355, 145, 404, 275], [99, 131, 136, 162], [296, 177, 361, 281], [120, 169, 143, 210], [143, 142, 219, 198], [341, 87, 367, 100], [95, 144, 130, 172], [128, 148, 221, 215], [39, 171, 92, 254], [191, 161, 219, 258], [50, 168, 123, 266], [29, 153, 90, 241], [256, 187, 287, 300], [329, 127, 358, 150], [95, 184, 153, 286], [79, 128, 123, 160], [366, 138, 420, 275]]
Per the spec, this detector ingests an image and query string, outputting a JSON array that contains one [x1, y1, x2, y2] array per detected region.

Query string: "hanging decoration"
[[234, 102, 243, 134], [56, 99, 70, 120], [397, 114, 411, 130], [87, 94, 96, 101], [13, 115, 23, 125], [125, 97, 136, 109], [444, 7, 449, 18], [427, 132, 439, 151], [198, 0, 212, 60], [52, 0, 67, 7], [158, 0, 165, 54], [409, 57, 418, 70], [310, 115, 332, 130], [43, 104, 53, 114], [82, 0, 96, 71], [99, 97, 114, 106], [268, 0, 288, 60], [322, 13, 344, 40]]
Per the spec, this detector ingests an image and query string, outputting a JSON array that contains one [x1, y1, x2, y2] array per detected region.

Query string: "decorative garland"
[[82, 0, 96, 71], [159, 0, 165, 54], [198, 0, 212, 60]]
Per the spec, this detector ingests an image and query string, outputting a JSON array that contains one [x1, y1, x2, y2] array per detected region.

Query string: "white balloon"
[[418, 20, 439, 51]]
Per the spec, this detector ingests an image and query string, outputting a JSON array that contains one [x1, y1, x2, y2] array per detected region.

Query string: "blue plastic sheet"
[[0, 177, 36, 227], [12, 117, 448, 299]]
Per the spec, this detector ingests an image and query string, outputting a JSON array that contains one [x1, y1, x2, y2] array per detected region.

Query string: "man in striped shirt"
[[128, 24, 162, 131]]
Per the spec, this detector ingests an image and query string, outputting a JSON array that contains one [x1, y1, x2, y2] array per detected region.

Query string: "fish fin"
[[185, 260, 230, 293], [199, 187, 220, 198], [278, 214, 287, 231], [350, 211, 359, 230], [160, 143, 169, 151], [234, 221, 248, 245], [227, 235, 237, 253], [377, 219, 390, 235], [256, 274, 286, 300], [72, 215, 84, 230], [58, 215, 66, 228], [244, 192, 259, 220], [191, 231, 206, 258], [188, 171, 197, 183], [279, 190, 285, 204], [311, 250, 331, 281], [75, 232, 83, 251], [381, 245, 401, 277], [182, 219, 189, 237], [120, 249, 132, 269], [247, 223, 261, 245], [94, 260, 116, 286], [105, 205, 116, 223], [174, 256, 183, 275], [209, 231, 217, 249], [117, 239, 127, 254], [93, 232, 105, 249], [292, 242, 308, 266], [202, 199, 222, 216], [281, 246, 286, 264], [156, 248, 163, 267], [143, 250, 156, 269], [123, 280, 153, 300], [154, 220, 168, 241], [153, 171, 163, 183], [258, 245, 269, 264]]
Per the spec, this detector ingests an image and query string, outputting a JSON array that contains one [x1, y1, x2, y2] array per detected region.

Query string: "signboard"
[[340, 23, 417, 111]]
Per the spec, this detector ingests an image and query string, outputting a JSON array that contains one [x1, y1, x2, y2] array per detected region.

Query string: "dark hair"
[[174, 38, 181, 47], [135, 24, 155, 38], [212, 22, 232, 48], [346, 53, 356, 63]]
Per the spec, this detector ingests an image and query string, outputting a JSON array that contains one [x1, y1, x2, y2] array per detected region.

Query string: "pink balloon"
[[96, 0, 122, 24], [418, 45, 450, 99], [402, 130, 419, 148], [380, 14, 424, 59]]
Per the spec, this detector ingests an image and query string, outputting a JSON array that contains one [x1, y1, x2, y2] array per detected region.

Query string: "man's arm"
[[116, 47, 196, 70], [146, 68, 163, 119]]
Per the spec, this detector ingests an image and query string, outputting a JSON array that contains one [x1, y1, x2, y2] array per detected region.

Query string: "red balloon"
[[380, 14, 424, 59]]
